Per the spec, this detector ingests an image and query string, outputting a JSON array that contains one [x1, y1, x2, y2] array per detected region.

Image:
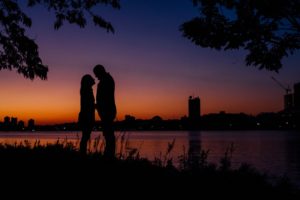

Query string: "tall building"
[[294, 82, 300, 111], [293, 82, 300, 130], [4, 116, 10, 125], [188, 96, 201, 120], [3, 116, 10, 130], [28, 119, 35, 131], [18, 120, 25, 130], [284, 94, 294, 110], [10, 117, 18, 130], [11, 117, 18, 128]]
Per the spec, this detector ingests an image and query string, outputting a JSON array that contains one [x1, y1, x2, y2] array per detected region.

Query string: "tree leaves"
[[30, 0, 120, 32], [0, 0, 120, 80], [93, 15, 114, 33], [0, 0, 48, 80], [180, 0, 300, 71]]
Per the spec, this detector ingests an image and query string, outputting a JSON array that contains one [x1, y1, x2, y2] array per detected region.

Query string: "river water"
[[0, 130, 299, 186]]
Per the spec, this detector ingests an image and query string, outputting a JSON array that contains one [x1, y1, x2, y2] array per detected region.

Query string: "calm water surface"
[[1, 130, 299, 186]]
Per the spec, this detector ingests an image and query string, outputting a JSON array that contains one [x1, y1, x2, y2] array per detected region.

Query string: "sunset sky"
[[0, 0, 300, 125]]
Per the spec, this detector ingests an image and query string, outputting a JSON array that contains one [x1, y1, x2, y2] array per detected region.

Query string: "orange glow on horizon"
[[0, 67, 283, 125], [0, 60, 284, 126], [1, 1, 298, 126]]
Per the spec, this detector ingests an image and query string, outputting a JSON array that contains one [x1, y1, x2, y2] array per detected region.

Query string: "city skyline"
[[0, 90, 297, 127], [0, 0, 300, 125]]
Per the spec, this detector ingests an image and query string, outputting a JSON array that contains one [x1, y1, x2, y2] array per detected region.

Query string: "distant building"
[[188, 96, 201, 129], [3, 116, 10, 130], [284, 94, 294, 111], [18, 120, 25, 130], [294, 82, 300, 111], [124, 115, 136, 130], [4, 116, 10, 125], [28, 119, 35, 131], [11, 117, 18, 129], [125, 115, 136, 121], [188, 96, 201, 120]]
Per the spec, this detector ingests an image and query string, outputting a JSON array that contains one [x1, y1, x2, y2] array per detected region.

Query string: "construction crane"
[[271, 76, 291, 95]]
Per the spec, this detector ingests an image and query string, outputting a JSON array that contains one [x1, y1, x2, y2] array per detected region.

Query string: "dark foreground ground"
[[0, 142, 299, 199]]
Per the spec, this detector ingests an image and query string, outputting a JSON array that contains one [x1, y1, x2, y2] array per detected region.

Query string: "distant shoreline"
[[1, 110, 299, 131]]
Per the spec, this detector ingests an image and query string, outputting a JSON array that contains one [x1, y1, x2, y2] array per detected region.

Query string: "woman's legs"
[[80, 130, 91, 154]]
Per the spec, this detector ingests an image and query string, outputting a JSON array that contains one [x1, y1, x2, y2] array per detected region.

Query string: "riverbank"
[[0, 141, 299, 199]]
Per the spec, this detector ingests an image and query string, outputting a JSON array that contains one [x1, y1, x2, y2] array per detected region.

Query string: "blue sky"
[[0, 0, 299, 124]]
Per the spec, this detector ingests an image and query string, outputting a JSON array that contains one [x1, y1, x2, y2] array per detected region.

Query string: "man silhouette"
[[93, 64, 116, 158]]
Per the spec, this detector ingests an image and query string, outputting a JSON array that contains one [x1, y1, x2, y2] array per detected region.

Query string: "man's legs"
[[102, 120, 115, 158]]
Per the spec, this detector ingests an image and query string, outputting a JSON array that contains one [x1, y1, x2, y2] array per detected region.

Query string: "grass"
[[0, 139, 299, 199]]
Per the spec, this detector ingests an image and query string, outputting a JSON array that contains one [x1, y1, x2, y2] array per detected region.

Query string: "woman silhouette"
[[78, 74, 95, 154]]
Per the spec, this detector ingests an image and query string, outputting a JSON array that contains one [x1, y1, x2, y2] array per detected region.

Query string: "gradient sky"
[[0, 0, 300, 125]]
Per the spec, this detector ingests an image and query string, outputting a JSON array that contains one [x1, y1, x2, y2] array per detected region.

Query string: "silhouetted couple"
[[78, 65, 116, 158]]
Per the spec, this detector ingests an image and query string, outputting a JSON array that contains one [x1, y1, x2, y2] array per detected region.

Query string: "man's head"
[[93, 64, 106, 80]]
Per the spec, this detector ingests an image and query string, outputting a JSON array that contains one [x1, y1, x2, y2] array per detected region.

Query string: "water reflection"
[[0, 130, 300, 186], [284, 132, 300, 186], [187, 131, 202, 166]]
